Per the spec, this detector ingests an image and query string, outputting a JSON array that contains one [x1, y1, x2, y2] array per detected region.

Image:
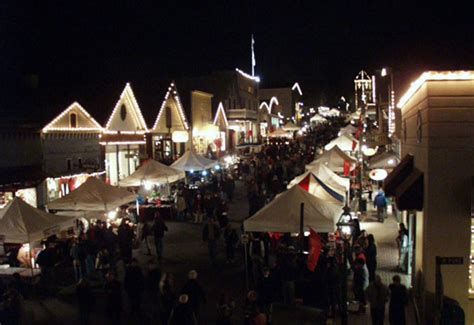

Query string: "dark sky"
[[2, 1, 474, 123]]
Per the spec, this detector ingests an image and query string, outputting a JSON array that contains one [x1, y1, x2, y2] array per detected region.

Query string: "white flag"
[[251, 34, 256, 76]]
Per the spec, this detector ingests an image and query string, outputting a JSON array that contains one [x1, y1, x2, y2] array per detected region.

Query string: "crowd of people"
[[1, 117, 414, 324]]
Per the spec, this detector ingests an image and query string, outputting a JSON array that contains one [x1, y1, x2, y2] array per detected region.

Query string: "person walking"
[[181, 270, 207, 321], [151, 212, 168, 262], [365, 234, 377, 283], [123, 258, 145, 317], [353, 257, 369, 313], [117, 218, 134, 264], [70, 238, 85, 281], [216, 292, 235, 325], [223, 223, 238, 264], [257, 267, 277, 324], [168, 294, 197, 325], [203, 217, 221, 266], [389, 275, 408, 325], [193, 192, 204, 224], [326, 257, 342, 319], [76, 278, 94, 325], [95, 247, 111, 282], [159, 272, 177, 325], [373, 190, 388, 223], [366, 275, 388, 325]]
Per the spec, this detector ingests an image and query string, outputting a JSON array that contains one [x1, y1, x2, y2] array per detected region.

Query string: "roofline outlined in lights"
[[397, 71, 474, 108], [235, 68, 260, 82], [291, 82, 303, 96]]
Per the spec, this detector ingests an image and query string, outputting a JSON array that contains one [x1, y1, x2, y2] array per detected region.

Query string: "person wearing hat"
[[168, 294, 197, 325]]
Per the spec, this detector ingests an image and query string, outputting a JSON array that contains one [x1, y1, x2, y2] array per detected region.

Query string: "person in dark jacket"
[[123, 258, 145, 317], [257, 267, 277, 323], [159, 272, 177, 325], [181, 270, 206, 320], [151, 212, 168, 262], [223, 223, 238, 263], [76, 278, 95, 325], [365, 234, 377, 283], [389, 275, 408, 325], [117, 218, 134, 264], [366, 275, 388, 325], [325, 257, 342, 319], [168, 294, 197, 325], [203, 218, 221, 266]]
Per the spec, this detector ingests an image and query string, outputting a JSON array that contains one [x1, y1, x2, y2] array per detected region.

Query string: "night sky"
[[2, 1, 474, 124]]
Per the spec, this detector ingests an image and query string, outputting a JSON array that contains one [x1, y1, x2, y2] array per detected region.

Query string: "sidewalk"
[[339, 201, 416, 325]]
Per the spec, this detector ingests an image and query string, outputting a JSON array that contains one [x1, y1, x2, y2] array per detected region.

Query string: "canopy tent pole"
[[299, 202, 304, 253]]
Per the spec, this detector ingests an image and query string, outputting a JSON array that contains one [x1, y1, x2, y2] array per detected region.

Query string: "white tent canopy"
[[324, 133, 359, 152], [47, 177, 136, 211], [119, 159, 185, 187], [0, 198, 75, 243], [287, 171, 345, 204], [268, 129, 291, 138], [171, 150, 218, 172], [244, 186, 342, 233], [282, 121, 300, 131], [369, 151, 400, 169], [310, 114, 327, 124], [308, 145, 357, 173], [304, 161, 350, 193], [339, 124, 358, 136]]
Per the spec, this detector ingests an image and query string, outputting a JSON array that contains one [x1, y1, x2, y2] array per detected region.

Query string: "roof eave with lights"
[[42, 102, 103, 133], [151, 82, 190, 132], [397, 70, 474, 109]]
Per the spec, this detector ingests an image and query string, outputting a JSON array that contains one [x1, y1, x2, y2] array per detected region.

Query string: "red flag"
[[343, 161, 351, 176], [307, 228, 323, 271], [298, 174, 310, 192]]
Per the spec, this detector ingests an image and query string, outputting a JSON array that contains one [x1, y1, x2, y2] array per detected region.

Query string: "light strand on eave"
[[104, 83, 149, 132], [151, 82, 189, 131], [42, 102, 103, 133], [291, 82, 303, 96], [213, 102, 229, 127], [397, 70, 474, 108]]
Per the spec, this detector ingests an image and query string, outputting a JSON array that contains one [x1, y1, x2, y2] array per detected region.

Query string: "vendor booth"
[[47, 177, 136, 212], [0, 198, 75, 273], [171, 150, 217, 172], [307, 145, 357, 174], [268, 129, 291, 138], [282, 121, 300, 132], [244, 186, 342, 233], [119, 159, 185, 187], [304, 162, 350, 194], [324, 133, 359, 152], [287, 171, 346, 204]]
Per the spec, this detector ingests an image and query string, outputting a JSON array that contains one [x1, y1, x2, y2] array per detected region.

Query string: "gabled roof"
[[104, 83, 148, 132], [213, 102, 228, 128], [151, 82, 189, 133], [42, 102, 103, 133]]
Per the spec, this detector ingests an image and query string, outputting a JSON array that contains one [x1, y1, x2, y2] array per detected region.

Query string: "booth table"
[[0, 266, 41, 279]]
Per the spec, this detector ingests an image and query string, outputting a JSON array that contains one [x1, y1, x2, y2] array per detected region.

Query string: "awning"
[[383, 154, 423, 211]]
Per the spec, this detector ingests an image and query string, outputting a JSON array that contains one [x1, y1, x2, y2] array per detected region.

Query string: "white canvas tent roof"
[[369, 151, 400, 169], [310, 114, 327, 124], [303, 161, 350, 192], [119, 159, 185, 187], [308, 145, 357, 173], [47, 177, 136, 211], [282, 121, 300, 131], [0, 198, 75, 243], [287, 171, 345, 204], [244, 186, 342, 233], [324, 133, 359, 152], [339, 124, 358, 136], [268, 129, 291, 138], [171, 150, 217, 172]]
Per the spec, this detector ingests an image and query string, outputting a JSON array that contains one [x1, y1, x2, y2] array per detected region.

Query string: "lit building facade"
[[390, 71, 474, 324], [101, 83, 148, 185], [150, 82, 190, 161], [354, 70, 376, 117], [41, 102, 104, 201]]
